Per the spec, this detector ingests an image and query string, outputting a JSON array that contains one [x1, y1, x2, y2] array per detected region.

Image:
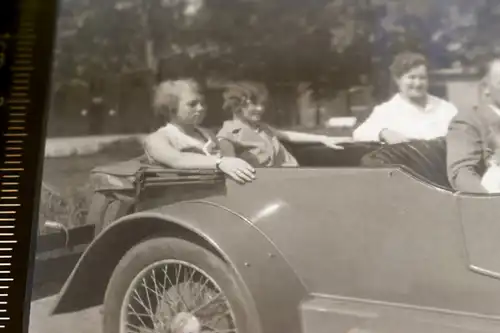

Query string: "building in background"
[[47, 69, 484, 140], [429, 68, 481, 111]]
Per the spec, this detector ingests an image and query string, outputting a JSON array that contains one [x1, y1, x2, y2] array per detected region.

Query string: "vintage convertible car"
[[46, 138, 500, 333]]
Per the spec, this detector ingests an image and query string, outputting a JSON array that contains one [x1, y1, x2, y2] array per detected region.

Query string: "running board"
[[300, 295, 500, 333]]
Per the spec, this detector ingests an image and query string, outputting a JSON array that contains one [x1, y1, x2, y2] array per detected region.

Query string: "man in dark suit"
[[446, 57, 500, 193]]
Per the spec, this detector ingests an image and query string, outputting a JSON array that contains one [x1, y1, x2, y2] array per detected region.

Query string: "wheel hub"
[[119, 259, 236, 333], [170, 312, 201, 333]]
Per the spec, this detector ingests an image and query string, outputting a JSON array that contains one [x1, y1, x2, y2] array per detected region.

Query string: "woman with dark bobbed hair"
[[353, 51, 458, 143], [216, 81, 346, 168], [143, 79, 256, 184]]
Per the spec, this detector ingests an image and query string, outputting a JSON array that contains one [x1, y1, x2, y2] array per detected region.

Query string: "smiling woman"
[[216, 81, 299, 167], [217, 81, 349, 168], [352, 51, 459, 144]]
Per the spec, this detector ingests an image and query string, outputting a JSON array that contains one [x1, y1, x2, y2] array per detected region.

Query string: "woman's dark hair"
[[389, 51, 428, 79], [153, 79, 200, 119], [222, 81, 269, 114]]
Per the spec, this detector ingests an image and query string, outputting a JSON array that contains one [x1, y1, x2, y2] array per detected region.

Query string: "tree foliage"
[[51, 0, 500, 92]]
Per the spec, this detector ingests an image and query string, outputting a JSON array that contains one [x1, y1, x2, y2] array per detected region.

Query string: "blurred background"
[[39, 0, 500, 231], [31, 2, 500, 329], [45, 0, 497, 138]]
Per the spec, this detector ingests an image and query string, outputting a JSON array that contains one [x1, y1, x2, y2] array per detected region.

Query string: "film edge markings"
[[0, 0, 59, 331]]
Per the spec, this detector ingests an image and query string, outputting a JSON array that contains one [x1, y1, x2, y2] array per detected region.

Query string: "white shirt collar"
[[392, 93, 439, 113]]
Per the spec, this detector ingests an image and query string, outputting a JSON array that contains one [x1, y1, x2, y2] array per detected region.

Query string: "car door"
[[250, 168, 468, 305], [217, 167, 500, 318], [457, 193, 500, 279]]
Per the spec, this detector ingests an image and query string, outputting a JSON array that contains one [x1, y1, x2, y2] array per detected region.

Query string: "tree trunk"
[[145, 39, 157, 74], [139, 2, 158, 75]]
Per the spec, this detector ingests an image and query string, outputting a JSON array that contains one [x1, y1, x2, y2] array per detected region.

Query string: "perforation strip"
[[0, 9, 36, 330]]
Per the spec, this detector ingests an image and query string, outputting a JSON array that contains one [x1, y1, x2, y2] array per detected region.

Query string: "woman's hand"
[[217, 157, 256, 184], [379, 129, 411, 144]]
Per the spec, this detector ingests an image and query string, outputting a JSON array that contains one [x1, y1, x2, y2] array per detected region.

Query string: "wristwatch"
[[215, 157, 223, 170], [378, 128, 388, 143]]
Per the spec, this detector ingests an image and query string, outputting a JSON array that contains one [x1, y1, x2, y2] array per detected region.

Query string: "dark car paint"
[[301, 295, 500, 333], [284, 141, 382, 168], [51, 203, 308, 333], [455, 193, 500, 280], [199, 168, 500, 318], [50, 148, 500, 332]]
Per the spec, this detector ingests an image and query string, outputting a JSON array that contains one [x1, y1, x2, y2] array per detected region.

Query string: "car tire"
[[102, 236, 256, 333]]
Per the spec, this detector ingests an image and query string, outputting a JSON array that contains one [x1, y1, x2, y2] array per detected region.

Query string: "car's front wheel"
[[102, 237, 254, 333]]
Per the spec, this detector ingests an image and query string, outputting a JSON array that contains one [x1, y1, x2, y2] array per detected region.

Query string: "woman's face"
[[239, 96, 266, 124], [173, 88, 206, 126], [395, 64, 429, 100]]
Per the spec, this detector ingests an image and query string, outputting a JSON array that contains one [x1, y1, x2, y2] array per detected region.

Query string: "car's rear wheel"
[[102, 237, 254, 333]]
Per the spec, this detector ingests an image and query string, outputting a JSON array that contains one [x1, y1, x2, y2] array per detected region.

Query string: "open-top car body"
[[46, 138, 500, 333]]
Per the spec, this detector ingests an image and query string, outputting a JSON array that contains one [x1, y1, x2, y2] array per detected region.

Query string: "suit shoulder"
[[451, 106, 481, 123], [447, 106, 486, 137]]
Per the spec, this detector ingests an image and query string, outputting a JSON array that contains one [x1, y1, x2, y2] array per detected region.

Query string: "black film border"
[[0, 0, 59, 331]]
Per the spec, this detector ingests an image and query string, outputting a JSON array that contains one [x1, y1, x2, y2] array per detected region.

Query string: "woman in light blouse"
[[352, 51, 458, 144], [143, 79, 256, 184]]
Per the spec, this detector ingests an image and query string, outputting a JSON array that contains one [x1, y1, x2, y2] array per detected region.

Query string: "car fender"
[[50, 200, 308, 333]]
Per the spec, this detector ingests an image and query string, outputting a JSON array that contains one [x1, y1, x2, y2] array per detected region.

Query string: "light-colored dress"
[[352, 93, 459, 142], [217, 119, 298, 167], [145, 123, 221, 164]]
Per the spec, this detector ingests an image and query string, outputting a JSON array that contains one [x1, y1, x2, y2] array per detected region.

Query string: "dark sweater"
[[446, 103, 500, 193]]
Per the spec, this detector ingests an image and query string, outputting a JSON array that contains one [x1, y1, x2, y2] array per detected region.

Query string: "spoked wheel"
[[103, 237, 255, 333], [121, 259, 236, 333]]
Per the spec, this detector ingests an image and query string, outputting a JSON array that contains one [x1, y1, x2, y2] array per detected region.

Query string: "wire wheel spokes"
[[120, 259, 237, 333]]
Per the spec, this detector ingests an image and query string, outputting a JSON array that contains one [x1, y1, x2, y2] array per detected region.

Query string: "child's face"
[[239, 97, 266, 124]]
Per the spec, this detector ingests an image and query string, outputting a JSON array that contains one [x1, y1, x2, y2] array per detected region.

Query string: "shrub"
[[38, 136, 144, 234]]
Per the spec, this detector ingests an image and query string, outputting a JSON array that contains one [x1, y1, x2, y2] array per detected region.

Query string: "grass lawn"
[[38, 139, 144, 232], [37, 127, 352, 232]]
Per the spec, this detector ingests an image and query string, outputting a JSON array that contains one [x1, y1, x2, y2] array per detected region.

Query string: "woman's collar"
[[232, 117, 263, 132], [166, 122, 202, 134], [393, 93, 438, 111]]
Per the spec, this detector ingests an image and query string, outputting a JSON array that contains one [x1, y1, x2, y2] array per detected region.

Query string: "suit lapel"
[[474, 104, 500, 162], [476, 104, 500, 127]]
